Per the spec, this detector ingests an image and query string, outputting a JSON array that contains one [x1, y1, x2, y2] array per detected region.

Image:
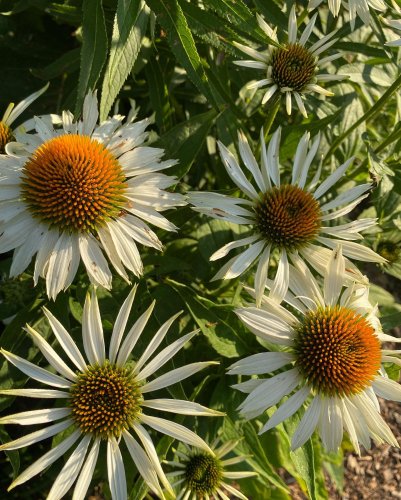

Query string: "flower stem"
[[324, 72, 401, 160], [263, 93, 281, 142]]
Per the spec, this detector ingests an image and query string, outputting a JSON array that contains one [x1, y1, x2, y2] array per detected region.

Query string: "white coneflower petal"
[[9, 430, 81, 490], [0, 92, 183, 298], [42, 307, 87, 371], [47, 435, 91, 500], [0, 420, 72, 451], [72, 440, 101, 500], [191, 127, 380, 304], [116, 300, 156, 367], [1, 288, 219, 497], [141, 414, 213, 453], [231, 247, 401, 452], [141, 362, 219, 394], [1, 349, 71, 388], [235, 6, 343, 115]]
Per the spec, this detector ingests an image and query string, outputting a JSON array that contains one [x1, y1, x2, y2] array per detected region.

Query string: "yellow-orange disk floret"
[[20, 134, 127, 232], [0, 121, 14, 153], [254, 184, 321, 251], [271, 43, 317, 91], [69, 362, 142, 439], [294, 306, 381, 397]]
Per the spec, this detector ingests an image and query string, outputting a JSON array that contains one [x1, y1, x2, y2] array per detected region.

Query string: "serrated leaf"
[[146, 0, 219, 109], [75, 0, 108, 115], [100, 0, 149, 121], [153, 109, 217, 179]]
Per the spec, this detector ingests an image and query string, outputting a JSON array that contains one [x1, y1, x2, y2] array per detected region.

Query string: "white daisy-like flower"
[[0, 286, 222, 499], [165, 439, 256, 500], [0, 91, 185, 299], [233, 6, 345, 117], [309, 0, 386, 30], [229, 247, 401, 454], [189, 127, 384, 305], [384, 19, 401, 46], [0, 83, 48, 152]]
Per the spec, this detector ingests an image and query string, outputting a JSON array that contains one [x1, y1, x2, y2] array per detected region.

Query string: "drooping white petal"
[[82, 91, 99, 136], [109, 285, 138, 363], [123, 431, 163, 498], [116, 300, 156, 367], [5, 83, 49, 126], [1, 349, 72, 389], [237, 130, 265, 192], [319, 396, 343, 452], [141, 362, 218, 393], [0, 407, 70, 425], [209, 235, 259, 261], [46, 232, 78, 300], [141, 399, 223, 416], [228, 352, 294, 375], [78, 234, 112, 289], [107, 438, 127, 500], [217, 141, 259, 200], [259, 386, 310, 434], [42, 307, 87, 372], [47, 435, 91, 500], [211, 240, 265, 281], [0, 419, 72, 451], [323, 245, 345, 306], [313, 158, 354, 199], [133, 423, 174, 497], [270, 249, 289, 303], [82, 291, 104, 365], [372, 376, 401, 402], [291, 396, 321, 450], [25, 325, 77, 381], [267, 127, 281, 186], [254, 244, 271, 306], [0, 388, 68, 399], [72, 439, 100, 500], [9, 429, 81, 490], [135, 330, 198, 381], [140, 414, 213, 453], [235, 307, 293, 345], [239, 368, 300, 418]]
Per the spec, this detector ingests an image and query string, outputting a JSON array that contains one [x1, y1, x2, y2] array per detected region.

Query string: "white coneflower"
[[0, 83, 48, 152], [234, 6, 345, 117], [0, 91, 185, 299], [166, 439, 256, 500], [229, 247, 401, 454], [384, 19, 401, 46], [309, 0, 386, 29], [189, 127, 384, 304], [0, 286, 221, 499]]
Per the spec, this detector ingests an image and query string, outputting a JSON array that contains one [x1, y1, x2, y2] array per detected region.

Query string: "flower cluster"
[[1, 2, 401, 500]]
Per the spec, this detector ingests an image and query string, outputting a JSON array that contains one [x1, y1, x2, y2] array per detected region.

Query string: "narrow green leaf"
[[31, 49, 80, 80], [0, 427, 20, 479], [100, 0, 149, 121], [144, 55, 173, 133], [154, 109, 217, 179], [146, 0, 219, 109], [75, 0, 108, 115], [169, 280, 248, 358]]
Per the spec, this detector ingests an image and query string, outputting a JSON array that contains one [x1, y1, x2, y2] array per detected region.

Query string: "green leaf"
[[146, 0, 219, 109], [0, 427, 20, 479], [100, 0, 149, 121], [31, 48, 80, 80], [144, 55, 173, 133], [75, 0, 108, 115], [154, 109, 217, 179], [168, 280, 248, 358]]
